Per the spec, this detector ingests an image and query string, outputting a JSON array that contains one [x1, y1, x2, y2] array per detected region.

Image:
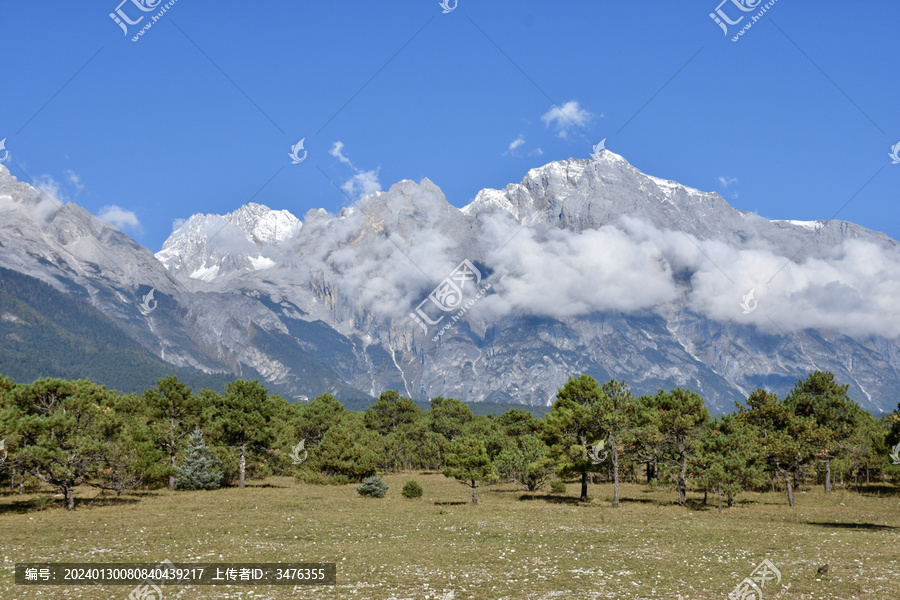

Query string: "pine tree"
[[142, 376, 201, 491], [692, 414, 765, 512], [5, 378, 124, 510], [738, 388, 826, 507], [175, 428, 223, 490], [295, 393, 345, 447], [655, 388, 710, 505], [494, 434, 554, 492], [597, 379, 638, 507], [784, 371, 862, 493], [427, 397, 475, 442], [205, 380, 275, 488], [310, 414, 379, 482], [443, 435, 498, 504], [630, 394, 665, 484], [543, 375, 604, 502], [356, 476, 389, 498], [401, 480, 423, 499]]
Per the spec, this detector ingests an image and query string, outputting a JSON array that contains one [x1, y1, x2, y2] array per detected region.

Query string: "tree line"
[[0, 371, 897, 510]]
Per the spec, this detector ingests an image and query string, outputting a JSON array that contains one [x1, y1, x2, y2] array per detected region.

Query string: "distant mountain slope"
[[0, 266, 234, 393]]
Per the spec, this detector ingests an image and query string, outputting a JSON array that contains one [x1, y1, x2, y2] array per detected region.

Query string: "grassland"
[[1, 475, 898, 599]]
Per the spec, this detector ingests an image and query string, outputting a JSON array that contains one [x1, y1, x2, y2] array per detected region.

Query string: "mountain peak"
[[224, 202, 302, 245], [157, 202, 302, 281], [462, 151, 723, 235]]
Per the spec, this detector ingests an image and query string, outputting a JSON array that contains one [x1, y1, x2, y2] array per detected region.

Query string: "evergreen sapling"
[[175, 428, 223, 490]]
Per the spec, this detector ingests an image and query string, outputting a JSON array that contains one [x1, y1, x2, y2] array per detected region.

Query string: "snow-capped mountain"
[[462, 153, 894, 256], [156, 203, 302, 282], [1, 154, 899, 414]]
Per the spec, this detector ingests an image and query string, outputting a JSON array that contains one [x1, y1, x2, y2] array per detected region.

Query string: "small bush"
[[401, 480, 423, 499], [357, 476, 389, 498], [550, 480, 566, 494], [297, 471, 351, 486]]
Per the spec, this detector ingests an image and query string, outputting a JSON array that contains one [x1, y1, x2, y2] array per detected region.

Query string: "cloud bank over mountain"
[[157, 153, 900, 340]]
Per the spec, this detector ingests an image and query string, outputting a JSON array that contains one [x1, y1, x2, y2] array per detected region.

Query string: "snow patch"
[[646, 175, 681, 192], [774, 219, 823, 230], [462, 188, 514, 216], [189, 264, 220, 281]]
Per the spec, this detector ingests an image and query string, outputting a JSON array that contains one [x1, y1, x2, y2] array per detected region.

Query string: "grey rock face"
[[1, 153, 898, 414]]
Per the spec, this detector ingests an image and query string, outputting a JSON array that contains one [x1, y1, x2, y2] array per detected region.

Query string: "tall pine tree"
[[784, 371, 862, 493], [543, 375, 603, 501], [205, 380, 275, 488]]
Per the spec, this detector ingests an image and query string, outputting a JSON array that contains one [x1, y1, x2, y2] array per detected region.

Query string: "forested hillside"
[[0, 267, 236, 394]]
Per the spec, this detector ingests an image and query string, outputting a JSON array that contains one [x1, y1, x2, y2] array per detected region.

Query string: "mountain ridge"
[[1, 155, 898, 414]]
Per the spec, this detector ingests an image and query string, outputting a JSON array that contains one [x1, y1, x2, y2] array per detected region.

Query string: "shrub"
[[550, 480, 566, 494], [309, 416, 379, 482], [175, 429, 223, 490], [297, 471, 351, 486], [402, 480, 423, 499], [357, 476, 389, 498]]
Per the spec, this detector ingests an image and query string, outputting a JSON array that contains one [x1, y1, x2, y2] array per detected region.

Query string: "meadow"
[[1, 474, 898, 600]]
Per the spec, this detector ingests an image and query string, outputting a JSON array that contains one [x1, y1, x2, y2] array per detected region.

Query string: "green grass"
[[1, 476, 898, 599]]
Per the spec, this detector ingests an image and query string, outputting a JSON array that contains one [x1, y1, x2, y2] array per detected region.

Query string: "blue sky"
[[1, 1, 898, 251]]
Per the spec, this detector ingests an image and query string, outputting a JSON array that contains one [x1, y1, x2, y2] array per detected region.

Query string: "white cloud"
[[679, 236, 900, 338], [97, 205, 141, 231], [717, 176, 738, 187], [404, 210, 900, 339], [529, 148, 544, 156], [505, 135, 525, 155], [172, 218, 186, 232], [33, 174, 66, 203], [166, 176, 900, 341], [541, 100, 594, 139], [64, 169, 84, 193], [29, 175, 66, 224], [477, 215, 679, 320], [341, 169, 382, 200], [330, 141, 381, 200], [329, 141, 352, 166]]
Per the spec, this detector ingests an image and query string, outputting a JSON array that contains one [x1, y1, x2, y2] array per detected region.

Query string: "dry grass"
[[1, 475, 898, 599]]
